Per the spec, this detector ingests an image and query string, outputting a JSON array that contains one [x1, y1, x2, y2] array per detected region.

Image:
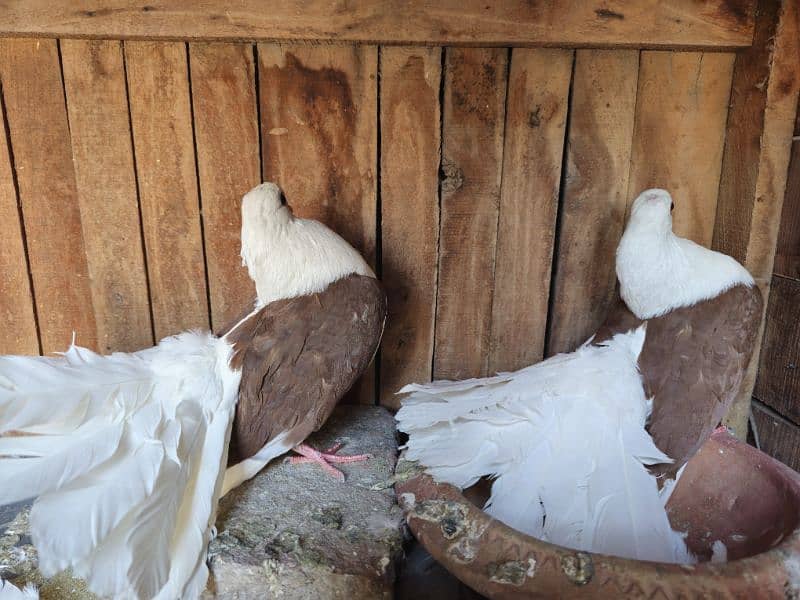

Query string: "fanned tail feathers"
[[396, 327, 693, 563], [0, 331, 241, 599], [0, 580, 38, 600]]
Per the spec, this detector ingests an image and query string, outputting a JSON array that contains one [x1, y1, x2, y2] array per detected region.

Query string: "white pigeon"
[[0, 182, 380, 599], [397, 188, 755, 564]]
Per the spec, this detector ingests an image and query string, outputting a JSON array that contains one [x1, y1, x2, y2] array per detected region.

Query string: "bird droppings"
[[206, 405, 402, 599], [561, 551, 594, 586], [409, 500, 469, 540], [398, 492, 416, 511], [487, 560, 529, 586]]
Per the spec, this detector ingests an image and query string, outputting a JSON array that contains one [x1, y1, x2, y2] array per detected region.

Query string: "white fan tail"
[[0, 331, 242, 599], [0, 580, 38, 600], [397, 327, 693, 563]]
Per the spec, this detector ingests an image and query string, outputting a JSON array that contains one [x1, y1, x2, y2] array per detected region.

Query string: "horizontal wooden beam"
[[0, 1, 755, 49]]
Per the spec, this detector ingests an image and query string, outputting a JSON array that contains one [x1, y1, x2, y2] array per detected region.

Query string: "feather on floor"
[[396, 327, 692, 563]]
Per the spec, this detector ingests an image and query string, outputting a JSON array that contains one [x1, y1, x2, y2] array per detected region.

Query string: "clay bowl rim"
[[395, 430, 800, 598]]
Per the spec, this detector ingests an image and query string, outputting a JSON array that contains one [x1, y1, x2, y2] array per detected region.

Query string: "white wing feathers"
[[0, 580, 38, 600], [396, 327, 692, 563], [0, 331, 241, 600]]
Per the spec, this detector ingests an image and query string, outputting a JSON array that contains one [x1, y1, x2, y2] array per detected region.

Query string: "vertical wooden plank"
[[189, 42, 259, 330], [0, 38, 97, 353], [434, 47, 508, 380], [257, 43, 378, 403], [547, 50, 639, 356], [61, 39, 153, 353], [379, 46, 441, 407], [717, 0, 800, 438], [752, 401, 800, 472], [773, 102, 800, 279], [627, 51, 735, 246], [754, 274, 800, 422], [489, 48, 572, 372], [0, 90, 38, 355], [125, 41, 209, 340], [713, 0, 782, 265]]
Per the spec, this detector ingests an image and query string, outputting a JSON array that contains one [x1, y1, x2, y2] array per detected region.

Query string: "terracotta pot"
[[396, 430, 800, 598]]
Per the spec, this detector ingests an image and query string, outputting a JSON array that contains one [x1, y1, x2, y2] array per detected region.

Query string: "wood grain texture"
[[712, 0, 781, 265], [489, 48, 572, 372], [258, 43, 378, 403], [722, 0, 800, 438], [627, 51, 735, 246], [546, 49, 639, 357], [61, 39, 153, 353], [774, 133, 800, 279], [0, 89, 38, 355], [0, 1, 756, 48], [0, 38, 97, 353], [125, 41, 210, 340], [189, 42, 259, 330], [434, 47, 508, 380], [378, 46, 441, 408], [752, 400, 800, 471], [754, 275, 800, 423]]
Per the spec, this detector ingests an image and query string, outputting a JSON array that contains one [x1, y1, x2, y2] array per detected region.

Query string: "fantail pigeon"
[[0, 182, 386, 599], [395, 188, 759, 563]]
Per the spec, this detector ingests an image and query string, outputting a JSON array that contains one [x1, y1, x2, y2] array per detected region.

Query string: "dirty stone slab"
[[0, 405, 403, 599]]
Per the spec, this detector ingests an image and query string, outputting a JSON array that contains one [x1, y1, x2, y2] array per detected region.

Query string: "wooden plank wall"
[[0, 38, 746, 407], [753, 93, 800, 469]]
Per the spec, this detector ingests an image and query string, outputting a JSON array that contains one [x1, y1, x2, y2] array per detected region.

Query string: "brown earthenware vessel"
[[396, 429, 800, 598]]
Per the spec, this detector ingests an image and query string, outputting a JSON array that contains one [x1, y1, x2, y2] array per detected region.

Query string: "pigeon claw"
[[287, 442, 371, 481]]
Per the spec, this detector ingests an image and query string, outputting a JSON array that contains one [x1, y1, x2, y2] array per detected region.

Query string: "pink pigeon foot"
[[287, 443, 371, 481]]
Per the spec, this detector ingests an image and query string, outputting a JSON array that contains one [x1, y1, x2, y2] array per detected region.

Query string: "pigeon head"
[[616, 188, 753, 319], [627, 189, 674, 234], [241, 182, 293, 225]]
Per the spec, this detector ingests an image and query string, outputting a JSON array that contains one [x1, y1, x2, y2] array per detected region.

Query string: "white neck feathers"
[[616, 222, 754, 320], [241, 209, 374, 307]]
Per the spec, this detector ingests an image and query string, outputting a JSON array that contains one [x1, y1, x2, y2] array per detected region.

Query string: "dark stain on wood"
[[261, 51, 366, 255], [595, 8, 625, 20]]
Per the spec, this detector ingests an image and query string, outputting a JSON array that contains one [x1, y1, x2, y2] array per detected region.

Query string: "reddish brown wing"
[[222, 274, 386, 462], [595, 284, 763, 477]]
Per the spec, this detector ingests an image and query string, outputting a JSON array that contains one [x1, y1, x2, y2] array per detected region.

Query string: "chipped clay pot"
[[396, 430, 800, 598]]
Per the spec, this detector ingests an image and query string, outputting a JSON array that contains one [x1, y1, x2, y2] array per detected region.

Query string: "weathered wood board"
[[752, 401, 800, 472], [189, 42, 259, 330], [628, 50, 735, 247], [547, 49, 639, 356], [125, 41, 210, 340], [0, 1, 757, 49], [433, 47, 508, 381], [489, 48, 572, 371], [61, 39, 153, 352], [0, 84, 38, 355], [754, 274, 800, 423], [0, 38, 97, 353], [379, 46, 441, 407]]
